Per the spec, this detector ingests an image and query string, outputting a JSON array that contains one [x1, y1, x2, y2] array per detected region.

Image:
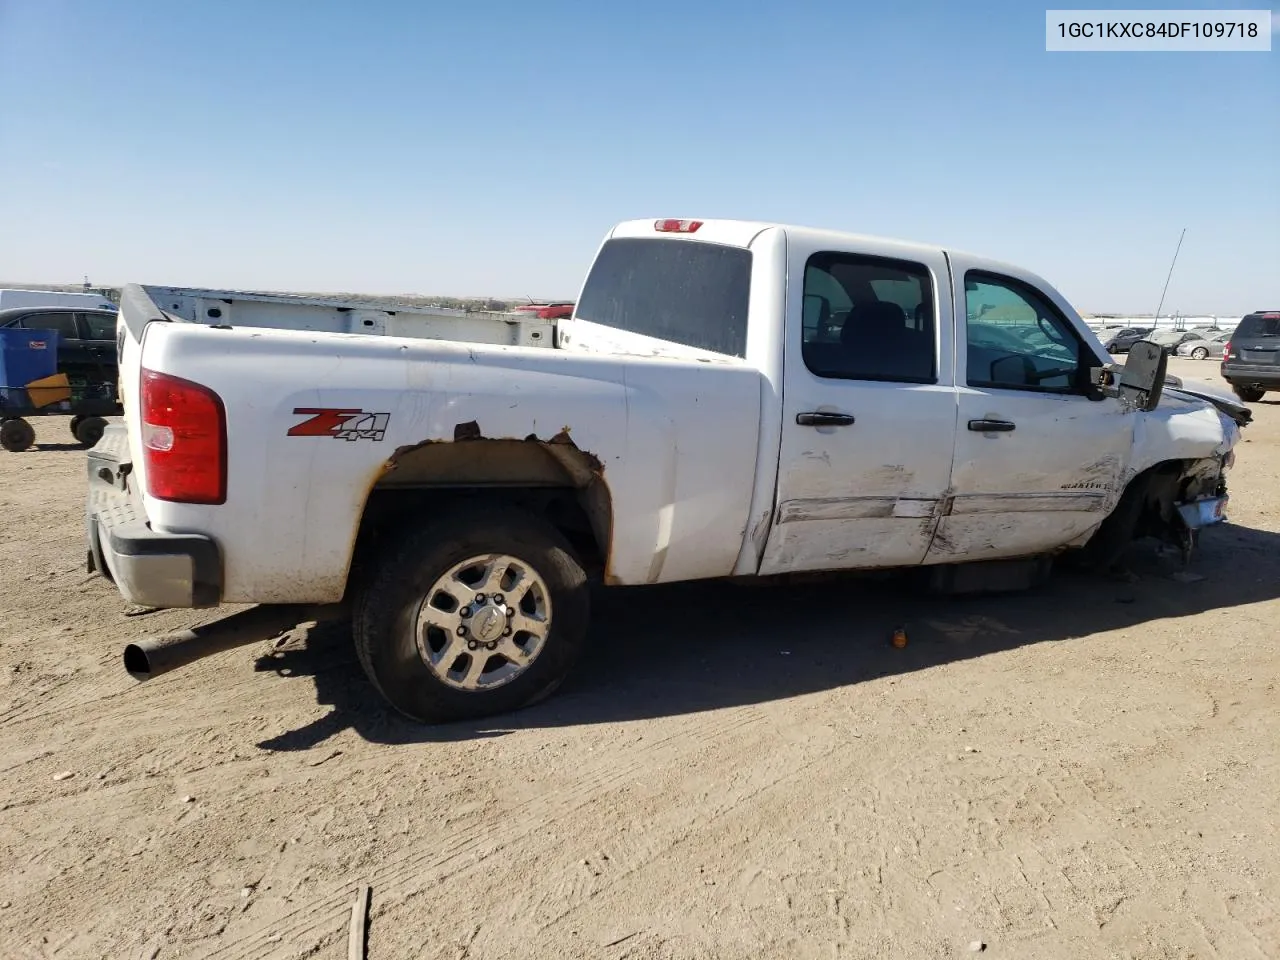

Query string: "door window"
[[79, 312, 117, 340], [801, 252, 936, 383], [964, 273, 1088, 392], [17, 312, 78, 339]]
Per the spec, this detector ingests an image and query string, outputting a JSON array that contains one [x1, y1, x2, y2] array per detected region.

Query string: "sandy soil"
[[1, 357, 1276, 960]]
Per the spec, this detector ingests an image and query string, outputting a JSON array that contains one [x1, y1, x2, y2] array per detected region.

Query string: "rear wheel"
[[0, 418, 35, 453], [353, 506, 591, 723], [73, 416, 108, 447], [1232, 385, 1265, 403], [1190, 347, 1209, 360], [69, 415, 83, 438]]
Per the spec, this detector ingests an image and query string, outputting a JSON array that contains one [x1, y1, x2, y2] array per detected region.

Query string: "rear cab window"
[[573, 237, 751, 358]]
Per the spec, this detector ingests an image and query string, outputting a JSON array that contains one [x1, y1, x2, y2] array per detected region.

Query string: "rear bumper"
[[1220, 363, 1280, 388], [85, 424, 222, 609]]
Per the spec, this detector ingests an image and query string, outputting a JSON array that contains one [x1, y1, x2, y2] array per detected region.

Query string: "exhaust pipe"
[[123, 603, 344, 680]]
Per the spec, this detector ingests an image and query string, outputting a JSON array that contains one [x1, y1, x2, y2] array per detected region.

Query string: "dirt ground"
[[1, 357, 1277, 960]]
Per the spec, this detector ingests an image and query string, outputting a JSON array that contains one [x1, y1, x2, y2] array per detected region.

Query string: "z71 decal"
[[288, 408, 390, 442]]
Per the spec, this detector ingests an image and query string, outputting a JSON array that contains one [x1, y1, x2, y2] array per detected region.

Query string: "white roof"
[[608, 217, 1029, 277]]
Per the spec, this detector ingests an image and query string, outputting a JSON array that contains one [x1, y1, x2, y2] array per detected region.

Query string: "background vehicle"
[[1176, 330, 1233, 360], [512, 301, 575, 321], [87, 218, 1244, 724], [1102, 327, 1153, 354], [1221, 310, 1280, 402], [0, 306, 120, 384], [0, 288, 115, 312], [0, 306, 122, 448], [1146, 327, 1221, 354]]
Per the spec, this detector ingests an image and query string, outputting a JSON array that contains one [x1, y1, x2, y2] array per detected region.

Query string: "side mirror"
[[990, 354, 1036, 385], [1116, 341, 1168, 411]]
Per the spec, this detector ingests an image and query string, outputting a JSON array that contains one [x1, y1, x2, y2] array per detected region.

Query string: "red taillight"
[[1223, 341, 1232, 358], [654, 219, 703, 233], [140, 368, 226, 504]]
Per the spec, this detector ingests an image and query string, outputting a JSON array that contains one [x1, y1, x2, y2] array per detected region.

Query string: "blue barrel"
[[0, 328, 60, 389]]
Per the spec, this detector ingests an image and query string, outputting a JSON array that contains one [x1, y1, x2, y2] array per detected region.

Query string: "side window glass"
[[80, 312, 117, 340], [801, 252, 936, 383], [965, 274, 1083, 391], [18, 312, 78, 339]]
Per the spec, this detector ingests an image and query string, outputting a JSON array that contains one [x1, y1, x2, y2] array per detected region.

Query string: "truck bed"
[[139, 285, 555, 349]]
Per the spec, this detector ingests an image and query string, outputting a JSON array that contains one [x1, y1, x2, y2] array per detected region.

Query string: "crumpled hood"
[[1163, 383, 1252, 427], [1131, 387, 1241, 475]]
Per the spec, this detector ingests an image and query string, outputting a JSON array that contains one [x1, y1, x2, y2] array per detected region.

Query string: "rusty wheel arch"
[[344, 431, 614, 598]]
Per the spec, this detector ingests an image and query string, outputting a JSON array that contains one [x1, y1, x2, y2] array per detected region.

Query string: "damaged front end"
[[1140, 454, 1234, 563], [1085, 340, 1244, 565]]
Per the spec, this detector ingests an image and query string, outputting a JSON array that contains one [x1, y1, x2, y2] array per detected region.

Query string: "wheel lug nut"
[[457, 625, 467, 636], [475, 593, 486, 603], [467, 640, 478, 651], [459, 607, 471, 618], [486, 641, 497, 651], [503, 626, 512, 636], [493, 594, 504, 605]]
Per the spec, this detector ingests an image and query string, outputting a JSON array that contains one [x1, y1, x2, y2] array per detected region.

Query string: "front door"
[[759, 242, 959, 575], [926, 260, 1134, 564]]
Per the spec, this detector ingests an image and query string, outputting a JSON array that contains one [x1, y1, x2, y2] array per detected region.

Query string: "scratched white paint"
[[135, 318, 761, 602], [111, 219, 1243, 609]]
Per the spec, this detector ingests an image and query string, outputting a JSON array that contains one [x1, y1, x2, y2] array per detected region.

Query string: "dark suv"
[[1220, 311, 1280, 402]]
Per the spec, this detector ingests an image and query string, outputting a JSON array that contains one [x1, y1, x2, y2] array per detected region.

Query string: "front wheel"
[[1232, 385, 1265, 403], [1191, 347, 1208, 360], [353, 506, 590, 723]]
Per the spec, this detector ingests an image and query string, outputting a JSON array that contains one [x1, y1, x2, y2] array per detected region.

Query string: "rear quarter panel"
[[137, 324, 762, 602]]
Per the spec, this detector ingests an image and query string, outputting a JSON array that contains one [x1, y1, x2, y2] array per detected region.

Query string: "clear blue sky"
[[1, 0, 1276, 313]]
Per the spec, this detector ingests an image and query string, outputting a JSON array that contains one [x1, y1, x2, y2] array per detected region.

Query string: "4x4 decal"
[[288, 408, 390, 442]]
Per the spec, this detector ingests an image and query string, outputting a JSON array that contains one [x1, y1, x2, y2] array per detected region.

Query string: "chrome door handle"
[[968, 419, 1016, 432], [796, 412, 856, 427]]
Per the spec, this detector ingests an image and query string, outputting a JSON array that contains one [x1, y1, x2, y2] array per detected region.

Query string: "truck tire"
[[0, 418, 36, 453], [1071, 474, 1149, 572], [353, 506, 591, 723], [73, 416, 108, 447], [1232, 385, 1265, 403]]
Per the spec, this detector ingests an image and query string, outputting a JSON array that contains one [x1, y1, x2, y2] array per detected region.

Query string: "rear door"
[[758, 239, 958, 574], [925, 260, 1132, 563]]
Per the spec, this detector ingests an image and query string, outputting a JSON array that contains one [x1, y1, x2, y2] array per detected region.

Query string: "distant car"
[[1146, 328, 1221, 354], [0, 306, 119, 388], [1102, 327, 1153, 354], [1176, 330, 1232, 360], [1221, 310, 1280, 402], [513, 302, 574, 320]]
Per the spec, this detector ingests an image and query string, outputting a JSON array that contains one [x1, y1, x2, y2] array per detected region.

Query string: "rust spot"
[[454, 420, 482, 441], [545, 427, 604, 475], [385, 437, 440, 468]]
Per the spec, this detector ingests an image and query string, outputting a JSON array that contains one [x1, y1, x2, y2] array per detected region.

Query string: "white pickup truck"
[[86, 218, 1248, 723]]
